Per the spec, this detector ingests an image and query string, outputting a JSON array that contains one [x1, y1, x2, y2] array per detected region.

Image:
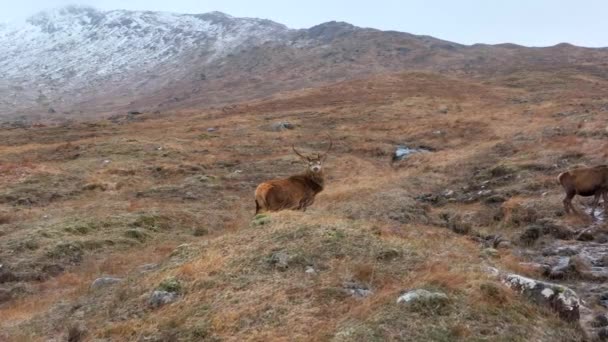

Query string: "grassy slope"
[[1, 71, 607, 341]]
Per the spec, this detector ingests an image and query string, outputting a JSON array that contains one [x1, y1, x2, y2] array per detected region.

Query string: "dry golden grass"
[[0, 70, 605, 341]]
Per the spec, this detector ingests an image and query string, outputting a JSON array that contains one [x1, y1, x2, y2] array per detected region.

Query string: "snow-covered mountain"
[[1, 5, 607, 121], [0, 6, 291, 118]]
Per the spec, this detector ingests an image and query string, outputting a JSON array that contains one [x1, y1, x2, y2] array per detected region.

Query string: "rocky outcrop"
[[502, 273, 580, 322]]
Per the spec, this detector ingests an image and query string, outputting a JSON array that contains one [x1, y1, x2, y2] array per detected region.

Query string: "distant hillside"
[[1, 5, 607, 120]]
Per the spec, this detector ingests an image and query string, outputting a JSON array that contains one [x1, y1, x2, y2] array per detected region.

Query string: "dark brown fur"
[[558, 165, 608, 217]]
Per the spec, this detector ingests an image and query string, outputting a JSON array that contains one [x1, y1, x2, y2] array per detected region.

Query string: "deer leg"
[[255, 200, 261, 215], [563, 191, 575, 215]]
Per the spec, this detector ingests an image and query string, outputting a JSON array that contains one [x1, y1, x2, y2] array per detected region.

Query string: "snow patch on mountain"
[[0, 6, 290, 116]]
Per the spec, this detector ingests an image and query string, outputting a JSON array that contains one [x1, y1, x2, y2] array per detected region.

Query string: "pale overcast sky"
[[1, 0, 606, 47]]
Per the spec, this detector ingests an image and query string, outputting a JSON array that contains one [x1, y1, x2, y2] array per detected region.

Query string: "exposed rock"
[[577, 230, 595, 242], [496, 240, 512, 249], [600, 327, 608, 341], [305, 266, 317, 275], [90, 277, 123, 290], [592, 313, 608, 327], [137, 263, 159, 273], [502, 273, 580, 321], [148, 290, 178, 308], [343, 281, 372, 298], [597, 234, 608, 244], [268, 251, 290, 271], [600, 293, 608, 308], [397, 289, 449, 305], [392, 145, 431, 162], [602, 255, 608, 267], [270, 121, 295, 131], [549, 255, 593, 280], [541, 246, 579, 257]]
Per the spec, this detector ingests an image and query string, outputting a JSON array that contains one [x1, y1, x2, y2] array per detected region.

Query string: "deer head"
[[292, 137, 333, 174]]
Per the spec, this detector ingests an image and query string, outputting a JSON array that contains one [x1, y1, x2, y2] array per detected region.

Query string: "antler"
[[321, 135, 333, 160], [292, 145, 307, 160]]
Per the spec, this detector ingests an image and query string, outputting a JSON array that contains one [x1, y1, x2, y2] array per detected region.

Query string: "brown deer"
[[255, 138, 332, 214], [558, 165, 608, 217]]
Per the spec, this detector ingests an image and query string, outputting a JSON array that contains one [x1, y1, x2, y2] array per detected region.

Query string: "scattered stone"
[[592, 313, 608, 327], [601, 255, 608, 267], [502, 273, 580, 321], [343, 281, 373, 298], [268, 251, 290, 271], [496, 240, 512, 249], [597, 234, 608, 244], [128, 111, 142, 115], [148, 290, 178, 308], [305, 266, 317, 275], [542, 247, 579, 257], [137, 263, 159, 273], [600, 293, 608, 308], [577, 230, 595, 242], [392, 145, 431, 162], [549, 255, 593, 280], [397, 289, 449, 306], [270, 121, 295, 132], [207, 127, 217, 132], [90, 277, 122, 290]]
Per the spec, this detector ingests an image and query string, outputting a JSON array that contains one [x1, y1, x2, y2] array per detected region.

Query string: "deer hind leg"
[[255, 200, 261, 215]]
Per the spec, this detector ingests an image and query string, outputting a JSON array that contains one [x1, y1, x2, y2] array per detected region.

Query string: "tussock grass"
[[1, 70, 604, 340]]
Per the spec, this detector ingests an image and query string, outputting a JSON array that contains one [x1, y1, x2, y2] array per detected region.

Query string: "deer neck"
[[305, 170, 325, 192]]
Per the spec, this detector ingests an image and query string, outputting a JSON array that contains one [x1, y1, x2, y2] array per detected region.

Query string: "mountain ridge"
[[1, 6, 607, 120]]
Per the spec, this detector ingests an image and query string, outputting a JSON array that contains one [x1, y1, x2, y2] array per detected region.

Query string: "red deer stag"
[[558, 165, 608, 217], [255, 138, 333, 214]]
